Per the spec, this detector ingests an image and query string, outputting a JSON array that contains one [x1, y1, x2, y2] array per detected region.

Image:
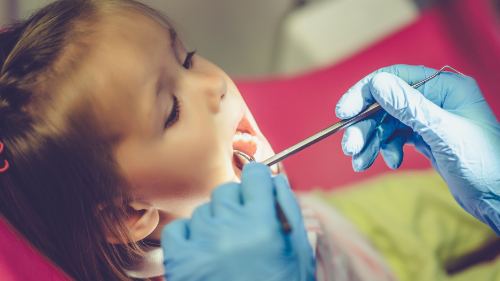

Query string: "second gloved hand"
[[161, 162, 315, 281], [335, 64, 500, 234]]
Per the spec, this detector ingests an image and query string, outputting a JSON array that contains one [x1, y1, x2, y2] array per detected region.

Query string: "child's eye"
[[182, 51, 196, 69], [165, 96, 180, 129]]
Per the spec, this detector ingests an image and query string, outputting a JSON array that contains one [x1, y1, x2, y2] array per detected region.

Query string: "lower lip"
[[232, 151, 243, 180]]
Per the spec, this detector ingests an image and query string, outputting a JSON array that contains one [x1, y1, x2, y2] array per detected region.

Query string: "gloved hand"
[[161, 162, 315, 281], [336, 64, 500, 234]]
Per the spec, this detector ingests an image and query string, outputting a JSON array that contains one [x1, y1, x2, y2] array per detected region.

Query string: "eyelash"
[[164, 51, 195, 129], [182, 51, 196, 69], [165, 96, 180, 129]]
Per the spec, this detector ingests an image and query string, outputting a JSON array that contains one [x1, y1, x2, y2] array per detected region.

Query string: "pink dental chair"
[[0, 0, 499, 279]]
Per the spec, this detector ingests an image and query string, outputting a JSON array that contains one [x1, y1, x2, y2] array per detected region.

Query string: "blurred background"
[[0, 0, 484, 76], [1, 0, 500, 191]]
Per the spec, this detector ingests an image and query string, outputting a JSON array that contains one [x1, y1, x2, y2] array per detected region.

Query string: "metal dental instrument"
[[233, 66, 463, 234], [234, 150, 255, 168], [233, 150, 292, 234], [261, 65, 465, 167]]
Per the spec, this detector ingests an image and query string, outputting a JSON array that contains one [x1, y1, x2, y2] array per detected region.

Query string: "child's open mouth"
[[231, 112, 263, 174], [233, 131, 262, 161], [230, 108, 279, 177], [232, 129, 262, 171]]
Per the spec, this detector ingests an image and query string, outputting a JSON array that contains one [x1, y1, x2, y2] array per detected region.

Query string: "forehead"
[[95, 9, 173, 55], [76, 10, 174, 137]]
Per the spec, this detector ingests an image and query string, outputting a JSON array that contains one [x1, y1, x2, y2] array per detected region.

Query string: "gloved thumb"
[[369, 72, 453, 148]]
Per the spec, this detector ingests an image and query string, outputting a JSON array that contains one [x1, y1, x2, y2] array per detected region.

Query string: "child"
[[0, 1, 497, 280], [0, 1, 289, 280]]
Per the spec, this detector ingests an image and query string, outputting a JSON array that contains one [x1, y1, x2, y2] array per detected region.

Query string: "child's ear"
[[105, 202, 160, 244]]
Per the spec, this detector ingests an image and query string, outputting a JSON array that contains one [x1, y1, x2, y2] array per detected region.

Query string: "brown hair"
[[0, 0, 175, 280]]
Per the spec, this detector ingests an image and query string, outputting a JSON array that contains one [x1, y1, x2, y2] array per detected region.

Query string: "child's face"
[[83, 11, 276, 224]]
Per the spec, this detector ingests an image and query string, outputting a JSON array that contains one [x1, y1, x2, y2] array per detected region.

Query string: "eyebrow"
[[169, 29, 182, 65]]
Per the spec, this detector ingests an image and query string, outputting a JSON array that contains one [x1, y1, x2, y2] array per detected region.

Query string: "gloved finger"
[[428, 74, 483, 112], [336, 65, 434, 119], [379, 64, 430, 88], [240, 162, 274, 211], [381, 134, 405, 169], [342, 119, 377, 156], [371, 65, 447, 108], [341, 65, 476, 119], [161, 219, 190, 254], [273, 175, 304, 234], [352, 131, 381, 172], [350, 114, 396, 172], [336, 72, 378, 119], [189, 202, 217, 240], [341, 110, 387, 156], [380, 65, 482, 109], [369, 72, 453, 143], [274, 174, 315, 280], [211, 182, 242, 217], [413, 132, 434, 160]]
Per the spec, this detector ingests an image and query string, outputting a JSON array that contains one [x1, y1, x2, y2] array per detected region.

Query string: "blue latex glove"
[[161, 162, 315, 281], [336, 64, 500, 234]]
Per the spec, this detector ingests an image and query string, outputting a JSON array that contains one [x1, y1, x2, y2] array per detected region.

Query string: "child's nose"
[[198, 73, 227, 113]]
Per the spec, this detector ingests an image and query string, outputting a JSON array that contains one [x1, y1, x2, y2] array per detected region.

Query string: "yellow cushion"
[[312, 170, 498, 281]]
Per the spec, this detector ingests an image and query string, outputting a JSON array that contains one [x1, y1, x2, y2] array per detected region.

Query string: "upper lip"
[[234, 112, 257, 136]]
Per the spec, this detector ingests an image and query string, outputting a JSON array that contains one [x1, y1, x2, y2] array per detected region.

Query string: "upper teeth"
[[233, 132, 262, 162], [234, 132, 253, 142]]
